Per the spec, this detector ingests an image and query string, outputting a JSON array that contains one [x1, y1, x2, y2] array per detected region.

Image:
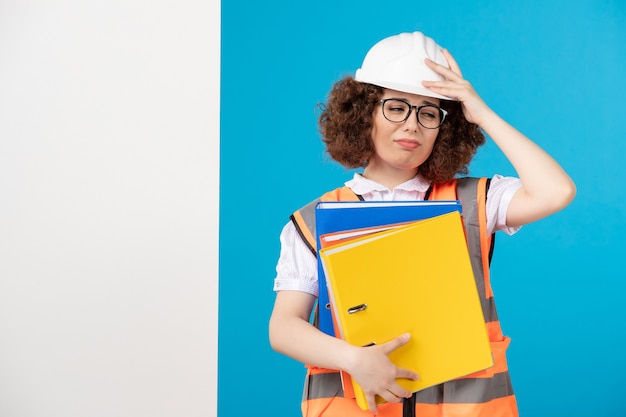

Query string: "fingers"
[[378, 389, 406, 404], [422, 57, 477, 104], [441, 48, 463, 77], [381, 332, 411, 355], [425, 48, 463, 77], [380, 334, 420, 380], [424, 55, 463, 81], [359, 333, 420, 413], [395, 365, 420, 382], [365, 385, 413, 413], [366, 394, 380, 414], [421, 80, 465, 102], [366, 380, 416, 413]]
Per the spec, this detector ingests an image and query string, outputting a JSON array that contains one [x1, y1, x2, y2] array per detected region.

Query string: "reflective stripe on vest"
[[291, 177, 518, 416], [305, 370, 513, 404], [456, 178, 499, 325]]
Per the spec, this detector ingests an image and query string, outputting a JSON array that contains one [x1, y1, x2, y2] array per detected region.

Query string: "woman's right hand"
[[270, 292, 419, 413], [345, 333, 419, 414]]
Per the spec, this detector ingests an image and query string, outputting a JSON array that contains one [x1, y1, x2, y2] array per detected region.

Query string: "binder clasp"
[[347, 303, 367, 314]]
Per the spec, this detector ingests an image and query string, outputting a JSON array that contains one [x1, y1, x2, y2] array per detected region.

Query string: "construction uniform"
[[290, 177, 519, 417]]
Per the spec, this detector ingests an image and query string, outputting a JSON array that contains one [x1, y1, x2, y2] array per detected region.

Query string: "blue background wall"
[[221, 1, 626, 416]]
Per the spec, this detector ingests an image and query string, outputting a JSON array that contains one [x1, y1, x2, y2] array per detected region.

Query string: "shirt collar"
[[345, 173, 431, 194]]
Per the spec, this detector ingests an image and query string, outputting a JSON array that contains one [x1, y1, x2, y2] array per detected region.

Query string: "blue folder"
[[314, 200, 463, 336]]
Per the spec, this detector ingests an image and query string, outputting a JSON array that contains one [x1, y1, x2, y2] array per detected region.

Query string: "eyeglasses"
[[378, 99, 448, 129]]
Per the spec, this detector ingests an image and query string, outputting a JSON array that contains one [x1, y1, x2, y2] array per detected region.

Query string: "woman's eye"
[[419, 107, 440, 119]]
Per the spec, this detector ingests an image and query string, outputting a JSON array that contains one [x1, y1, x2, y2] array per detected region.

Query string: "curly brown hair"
[[318, 76, 485, 183]]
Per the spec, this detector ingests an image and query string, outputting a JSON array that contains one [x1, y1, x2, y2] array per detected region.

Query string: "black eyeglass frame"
[[377, 99, 448, 129]]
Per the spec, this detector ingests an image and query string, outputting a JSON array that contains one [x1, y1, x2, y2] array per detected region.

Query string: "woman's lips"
[[394, 139, 420, 149]]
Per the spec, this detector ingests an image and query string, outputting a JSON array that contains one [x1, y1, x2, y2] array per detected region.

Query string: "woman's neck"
[[361, 165, 418, 190]]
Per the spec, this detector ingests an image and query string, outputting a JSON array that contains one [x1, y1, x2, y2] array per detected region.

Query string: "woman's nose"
[[403, 109, 420, 131]]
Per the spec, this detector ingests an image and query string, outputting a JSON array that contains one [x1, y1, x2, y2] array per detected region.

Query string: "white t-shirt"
[[273, 174, 522, 296]]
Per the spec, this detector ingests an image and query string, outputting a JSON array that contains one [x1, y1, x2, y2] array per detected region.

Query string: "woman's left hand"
[[422, 49, 492, 127], [424, 49, 576, 228]]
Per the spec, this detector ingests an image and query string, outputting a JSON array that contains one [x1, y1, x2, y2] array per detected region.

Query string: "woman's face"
[[368, 89, 441, 177]]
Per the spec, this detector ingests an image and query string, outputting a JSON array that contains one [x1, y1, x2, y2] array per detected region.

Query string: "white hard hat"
[[355, 32, 452, 100]]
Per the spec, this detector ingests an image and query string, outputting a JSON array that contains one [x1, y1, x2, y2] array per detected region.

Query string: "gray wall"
[[0, 2, 218, 416]]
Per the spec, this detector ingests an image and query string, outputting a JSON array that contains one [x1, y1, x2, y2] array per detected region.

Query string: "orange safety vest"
[[290, 177, 519, 417]]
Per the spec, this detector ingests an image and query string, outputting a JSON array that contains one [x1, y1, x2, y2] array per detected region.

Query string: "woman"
[[269, 31, 575, 417]]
